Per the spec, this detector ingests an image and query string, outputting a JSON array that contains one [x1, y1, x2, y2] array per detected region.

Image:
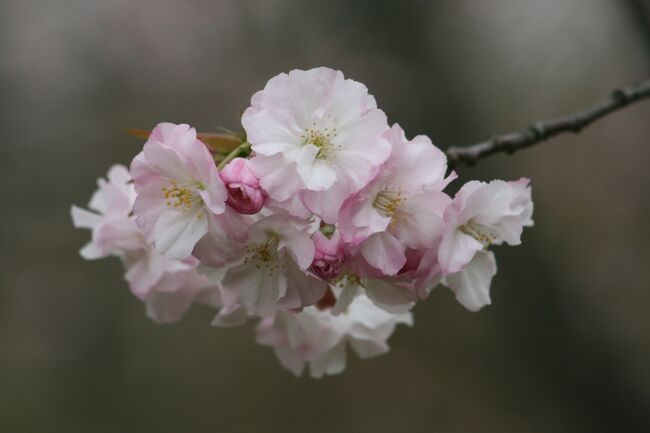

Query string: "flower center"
[[301, 123, 339, 160], [243, 233, 281, 275], [460, 221, 496, 247], [373, 189, 404, 218], [162, 180, 204, 211]]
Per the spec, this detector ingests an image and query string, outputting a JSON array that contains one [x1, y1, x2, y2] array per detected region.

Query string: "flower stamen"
[[373, 189, 403, 218], [162, 180, 204, 212], [300, 122, 340, 160], [460, 221, 497, 247], [243, 234, 281, 275]]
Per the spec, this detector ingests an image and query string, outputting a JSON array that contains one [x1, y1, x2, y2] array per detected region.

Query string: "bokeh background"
[[1, 1, 649, 432]]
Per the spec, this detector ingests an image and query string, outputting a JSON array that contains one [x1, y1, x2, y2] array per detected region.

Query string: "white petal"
[[349, 337, 389, 359], [222, 262, 286, 316], [211, 303, 249, 328], [309, 340, 347, 379], [249, 154, 304, 202], [280, 258, 327, 309], [296, 154, 337, 191], [142, 141, 193, 182], [277, 225, 315, 270], [360, 232, 407, 276], [153, 208, 209, 259], [300, 182, 351, 224], [79, 242, 104, 260], [70, 206, 102, 229], [332, 279, 361, 315], [244, 108, 302, 156], [144, 286, 194, 324], [438, 229, 484, 275], [392, 191, 450, 249], [445, 250, 497, 312], [364, 279, 416, 313]]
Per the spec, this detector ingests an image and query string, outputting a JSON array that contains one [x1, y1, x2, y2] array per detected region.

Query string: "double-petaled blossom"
[[339, 125, 454, 276], [71, 165, 221, 323], [437, 178, 533, 311], [72, 67, 536, 378], [243, 67, 392, 223], [331, 246, 446, 314], [131, 122, 227, 259], [256, 289, 412, 378], [71, 165, 137, 259], [197, 215, 326, 316], [438, 178, 534, 275]]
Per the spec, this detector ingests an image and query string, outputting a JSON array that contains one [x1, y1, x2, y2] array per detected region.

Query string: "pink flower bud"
[[219, 158, 265, 214], [310, 230, 345, 280]]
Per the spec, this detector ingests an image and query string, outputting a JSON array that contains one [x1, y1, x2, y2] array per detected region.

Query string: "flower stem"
[[217, 141, 251, 170]]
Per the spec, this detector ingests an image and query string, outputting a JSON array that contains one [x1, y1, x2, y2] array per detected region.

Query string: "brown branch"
[[445, 78, 650, 169]]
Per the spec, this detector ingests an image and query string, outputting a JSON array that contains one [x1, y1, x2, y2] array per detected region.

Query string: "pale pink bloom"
[[438, 178, 534, 275], [72, 164, 222, 323], [328, 243, 449, 315], [92, 224, 221, 324], [339, 124, 454, 275], [119, 236, 192, 298], [243, 67, 392, 223], [443, 250, 497, 312], [71, 164, 188, 292], [198, 215, 326, 316], [310, 230, 345, 280], [130, 122, 227, 260], [256, 290, 412, 378], [71, 165, 137, 259], [99, 222, 221, 322], [219, 158, 265, 214]]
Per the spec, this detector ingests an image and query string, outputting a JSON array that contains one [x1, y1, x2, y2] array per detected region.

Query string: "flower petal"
[[360, 232, 407, 276], [153, 208, 209, 259], [445, 250, 497, 312]]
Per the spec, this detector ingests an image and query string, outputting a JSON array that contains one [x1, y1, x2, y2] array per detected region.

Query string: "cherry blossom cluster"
[[71, 67, 533, 378]]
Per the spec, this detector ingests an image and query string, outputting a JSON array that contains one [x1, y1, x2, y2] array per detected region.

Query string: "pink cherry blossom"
[[72, 164, 221, 323], [243, 67, 392, 223], [71, 67, 538, 377], [197, 215, 326, 316], [256, 289, 412, 378], [71, 165, 137, 259], [438, 178, 534, 275], [219, 157, 265, 214], [339, 124, 455, 275], [130, 122, 227, 259]]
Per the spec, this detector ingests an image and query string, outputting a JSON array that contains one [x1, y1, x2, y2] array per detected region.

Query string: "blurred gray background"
[[1, 1, 649, 432]]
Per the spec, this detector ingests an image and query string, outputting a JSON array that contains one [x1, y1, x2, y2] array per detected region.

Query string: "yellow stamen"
[[373, 189, 404, 218], [161, 180, 204, 212], [300, 122, 341, 159], [243, 234, 281, 276], [460, 222, 497, 247]]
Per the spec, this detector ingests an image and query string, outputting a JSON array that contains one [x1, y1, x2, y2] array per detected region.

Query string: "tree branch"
[[445, 78, 650, 169]]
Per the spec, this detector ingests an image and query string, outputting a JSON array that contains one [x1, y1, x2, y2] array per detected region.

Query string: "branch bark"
[[445, 78, 650, 169]]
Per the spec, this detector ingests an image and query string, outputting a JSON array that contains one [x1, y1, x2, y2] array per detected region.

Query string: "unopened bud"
[[219, 158, 265, 214]]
